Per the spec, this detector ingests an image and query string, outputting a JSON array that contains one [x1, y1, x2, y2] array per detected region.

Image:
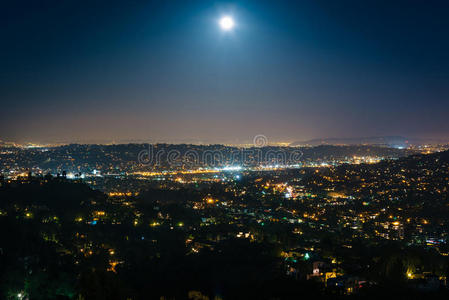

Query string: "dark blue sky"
[[1, 0, 449, 144]]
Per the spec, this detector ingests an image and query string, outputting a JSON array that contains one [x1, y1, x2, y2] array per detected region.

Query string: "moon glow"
[[219, 16, 235, 30]]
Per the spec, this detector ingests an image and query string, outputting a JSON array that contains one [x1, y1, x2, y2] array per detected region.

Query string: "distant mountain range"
[[290, 136, 448, 147]]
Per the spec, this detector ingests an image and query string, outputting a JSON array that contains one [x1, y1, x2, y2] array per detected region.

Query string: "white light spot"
[[219, 16, 234, 30]]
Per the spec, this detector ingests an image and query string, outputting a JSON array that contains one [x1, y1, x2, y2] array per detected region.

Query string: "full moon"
[[219, 16, 234, 30]]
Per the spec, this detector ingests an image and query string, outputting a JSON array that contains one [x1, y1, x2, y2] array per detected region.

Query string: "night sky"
[[1, 0, 449, 144]]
